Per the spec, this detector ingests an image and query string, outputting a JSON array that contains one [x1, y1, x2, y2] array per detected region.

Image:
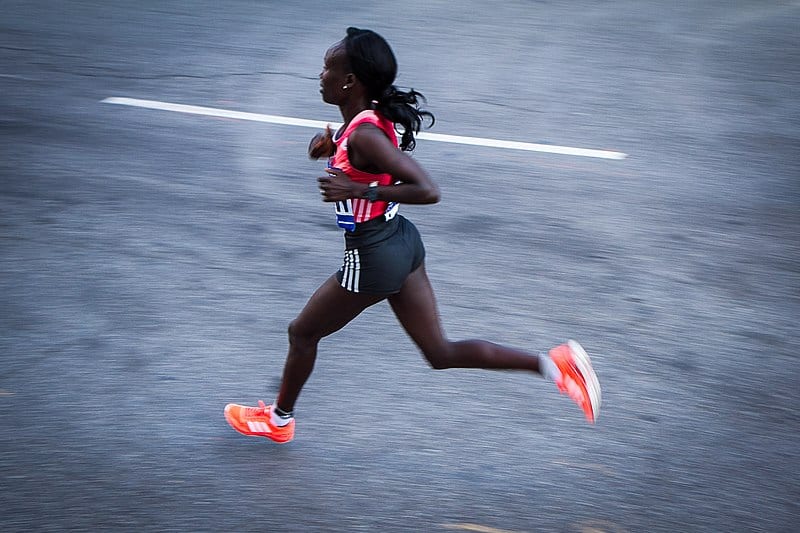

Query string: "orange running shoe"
[[549, 340, 602, 423], [223, 400, 295, 443]]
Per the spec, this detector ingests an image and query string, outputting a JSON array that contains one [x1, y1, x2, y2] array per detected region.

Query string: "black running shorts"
[[335, 214, 425, 295]]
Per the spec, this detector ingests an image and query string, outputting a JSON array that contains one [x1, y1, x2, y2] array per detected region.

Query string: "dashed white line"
[[101, 96, 627, 160]]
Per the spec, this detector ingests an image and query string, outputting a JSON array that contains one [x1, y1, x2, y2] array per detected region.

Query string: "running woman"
[[224, 27, 601, 443]]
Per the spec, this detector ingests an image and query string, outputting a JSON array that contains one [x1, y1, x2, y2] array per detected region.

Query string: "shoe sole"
[[567, 340, 602, 422]]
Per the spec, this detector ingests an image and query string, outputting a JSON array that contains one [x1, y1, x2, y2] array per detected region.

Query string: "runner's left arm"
[[318, 124, 440, 204]]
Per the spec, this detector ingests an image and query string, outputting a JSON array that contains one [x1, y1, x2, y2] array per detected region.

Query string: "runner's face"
[[319, 42, 350, 104]]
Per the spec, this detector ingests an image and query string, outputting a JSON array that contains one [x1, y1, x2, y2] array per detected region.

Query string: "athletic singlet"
[[328, 110, 399, 231]]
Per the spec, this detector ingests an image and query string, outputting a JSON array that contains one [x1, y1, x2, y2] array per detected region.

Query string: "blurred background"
[[1, 1, 798, 531]]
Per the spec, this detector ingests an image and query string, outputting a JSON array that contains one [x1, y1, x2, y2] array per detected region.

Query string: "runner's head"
[[342, 28, 398, 103], [336, 27, 434, 151]]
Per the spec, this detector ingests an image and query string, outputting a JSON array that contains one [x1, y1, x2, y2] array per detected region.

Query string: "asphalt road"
[[2, 1, 799, 532]]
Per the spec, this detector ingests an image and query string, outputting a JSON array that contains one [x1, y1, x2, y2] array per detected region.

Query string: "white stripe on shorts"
[[342, 249, 361, 292]]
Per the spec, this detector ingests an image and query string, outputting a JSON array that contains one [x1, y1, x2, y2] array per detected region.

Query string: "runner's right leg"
[[387, 263, 541, 371], [388, 263, 600, 422]]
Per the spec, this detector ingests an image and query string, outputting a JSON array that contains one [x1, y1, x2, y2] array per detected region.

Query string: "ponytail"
[[344, 27, 435, 151], [375, 85, 434, 152]]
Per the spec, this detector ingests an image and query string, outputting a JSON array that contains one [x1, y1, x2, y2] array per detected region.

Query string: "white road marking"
[[417, 131, 626, 159], [101, 96, 627, 160], [442, 523, 522, 533], [0, 73, 36, 81]]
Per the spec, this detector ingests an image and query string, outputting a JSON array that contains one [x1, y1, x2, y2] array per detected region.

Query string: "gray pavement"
[[1, 1, 799, 531]]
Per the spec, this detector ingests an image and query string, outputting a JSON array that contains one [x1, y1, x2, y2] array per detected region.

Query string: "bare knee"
[[422, 339, 496, 370], [287, 319, 319, 351], [421, 342, 454, 370], [427, 357, 451, 370]]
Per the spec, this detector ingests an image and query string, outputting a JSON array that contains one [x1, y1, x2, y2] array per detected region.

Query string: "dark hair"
[[343, 27, 434, 151]]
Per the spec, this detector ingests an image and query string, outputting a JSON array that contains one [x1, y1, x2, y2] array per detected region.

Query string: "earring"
[[342, 85, 348, 90]]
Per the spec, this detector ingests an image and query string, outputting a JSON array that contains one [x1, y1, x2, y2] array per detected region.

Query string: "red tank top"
[[329, 110, 399, 230]]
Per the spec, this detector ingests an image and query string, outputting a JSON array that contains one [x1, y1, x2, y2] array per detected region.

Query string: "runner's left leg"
[[276, 274, 385, 412]]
